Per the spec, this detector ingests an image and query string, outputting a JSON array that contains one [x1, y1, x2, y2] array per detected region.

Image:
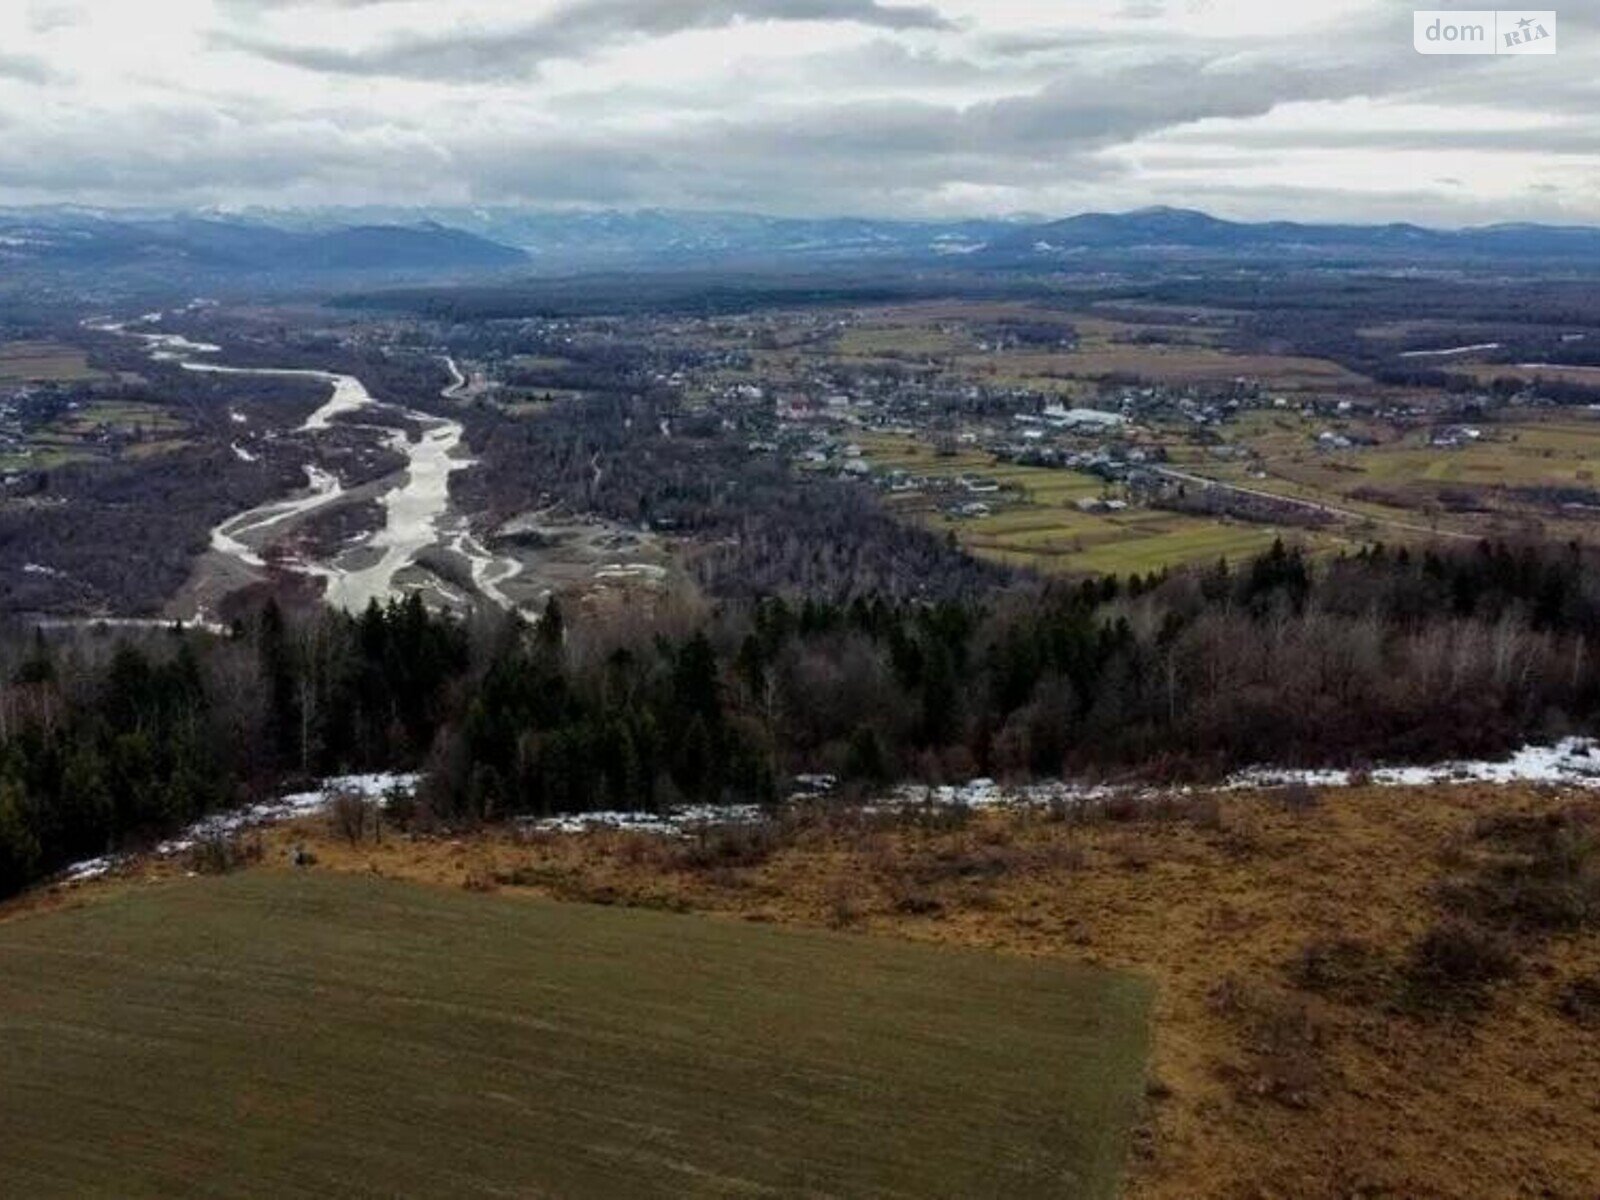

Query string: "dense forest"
[[3, 538, 1600, 897]]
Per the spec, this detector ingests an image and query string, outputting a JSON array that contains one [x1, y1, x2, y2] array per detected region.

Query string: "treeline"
[[6, 540, 1600, 897], [428, 539, 1600, 821], [0, 596, 466, 894]]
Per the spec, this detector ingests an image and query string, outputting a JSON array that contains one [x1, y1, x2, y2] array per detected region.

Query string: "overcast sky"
[[0, 0, 1595, 224]]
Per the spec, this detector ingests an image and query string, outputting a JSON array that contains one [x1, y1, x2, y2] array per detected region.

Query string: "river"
[[94, 317, 525, 617]]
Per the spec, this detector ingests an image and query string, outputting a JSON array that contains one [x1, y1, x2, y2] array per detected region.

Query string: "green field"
[[0, 872, 1151, 1198], [861, 432, 1312, 575], [0, 400, 193, 470], [1179, 411, 1600, 543]]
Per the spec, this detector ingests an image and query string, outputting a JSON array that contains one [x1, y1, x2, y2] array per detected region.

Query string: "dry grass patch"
[[32, 783, 1600, 1198]]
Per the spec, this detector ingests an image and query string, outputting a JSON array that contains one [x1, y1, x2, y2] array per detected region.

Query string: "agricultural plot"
[[0, 400, 192, 470], [0, 341, 105, 383], [861, 433, 1311, 575], [55, 400, 188, 439], [0, 871, 1152, 1200], [1194, 413, 1600, 542], [945, 312, 1363, 392], [832, 323, 973, 360], [782, 302, 1362, 395], [966, 347, 1361, 390], [959, 507, 1286, 575]]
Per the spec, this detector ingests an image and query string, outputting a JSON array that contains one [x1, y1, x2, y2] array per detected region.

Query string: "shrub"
[[382, 783, 417, 831], [1273, 782, 1321, 814], [826, 885, 862, 929], [186, 831, 263, 875], [1289, 937, 1391, 1006], [1399, 919, 1517, 1014], [889, 886, 944, 917], [461, 865, 498, 893], [893, 799, 972, 834], [492, 864, 567, 889], [1042, 797, 1074, 823], [1033, 837, 1087, 872], [674, 822, 782, 871], [328, 790, 376, 847], [1557, 973, 1600, 1027], [1114, 835, 1156, 872], [1445, 807, 1600, 932], [1208, 976, 1326, 1109], [908, 843, 1019, 885], [1187, 793, 1226, 832], [1101, 794, 1142, 823]]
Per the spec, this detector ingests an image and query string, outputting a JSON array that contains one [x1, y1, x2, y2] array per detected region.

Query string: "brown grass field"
[[51, 782, 1588, 1199], [0, 341, 105, 383], [798, 302, 1367, 392]]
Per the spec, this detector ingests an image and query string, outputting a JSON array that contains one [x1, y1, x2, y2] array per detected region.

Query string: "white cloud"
[[0, 0, 1592, 222]]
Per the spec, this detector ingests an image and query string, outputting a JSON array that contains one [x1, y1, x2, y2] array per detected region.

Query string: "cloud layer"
[[0, 0, 1595, 223]]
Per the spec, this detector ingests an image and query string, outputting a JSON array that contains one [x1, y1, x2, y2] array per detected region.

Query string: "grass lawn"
[[0, 871, 1151, 1199]]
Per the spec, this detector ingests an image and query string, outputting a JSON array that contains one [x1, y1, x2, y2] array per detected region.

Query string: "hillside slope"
[[0, 871, 1150, 1199]]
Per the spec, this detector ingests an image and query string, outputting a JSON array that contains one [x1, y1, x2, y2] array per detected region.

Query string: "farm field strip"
[[0, 340, 105, 383], [859, 432, 1344, 574], [1180, 412, 1600, 545], [0, 871, 1152, 1200]]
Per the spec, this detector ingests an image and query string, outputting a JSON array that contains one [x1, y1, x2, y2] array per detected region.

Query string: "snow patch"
[[520, 804, 766, 836], [1223, 737, 1600, 791], [59, 773, 418, 882], [520, 739, 1600, 839], [1398, 342, 1501, 359], [57, 742, 1600, 874]]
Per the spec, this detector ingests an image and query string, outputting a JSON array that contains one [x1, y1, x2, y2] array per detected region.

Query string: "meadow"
[[861, 433, 1309, 575], [0, 399, 192, 471], [0, 870, 1152, 1199], [1195, 411, 1600, 544], [0, 341, 105, 383], [230, 782, 1600, 1200], [820, 304, 1363, 393]]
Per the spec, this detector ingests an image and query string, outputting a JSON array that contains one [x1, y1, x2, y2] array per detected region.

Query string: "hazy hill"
[[0, 209, 527, 282], [982, 205, 1600, 264], [6, 204, 1600, 292]]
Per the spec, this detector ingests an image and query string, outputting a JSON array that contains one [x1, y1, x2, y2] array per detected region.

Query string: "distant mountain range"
[[224, 206, 1010, 267], [4, 204, 1600, 287], [0, 210, 527, 282], [985, 206, 1600, 264], [250, 203, 1600, 268]]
